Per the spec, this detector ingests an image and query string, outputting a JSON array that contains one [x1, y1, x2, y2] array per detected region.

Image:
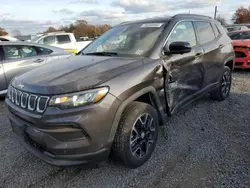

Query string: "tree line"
[[43, 20, 112, 38], [1, 6, 250, 37]]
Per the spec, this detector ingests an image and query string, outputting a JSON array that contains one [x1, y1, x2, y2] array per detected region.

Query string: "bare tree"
[[11, 29, 22, 36], [0, 27, 8, 36], [216, 16, 227, 25]]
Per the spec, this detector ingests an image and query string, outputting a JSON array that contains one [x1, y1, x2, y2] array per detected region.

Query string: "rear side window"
[[3, 46, 22, 60], [19, 46, 37, 58], [212, 24, 220, 38], [194, 22, 215, 44], [35, 47, 53, 55], [56, 35, 71, 44]]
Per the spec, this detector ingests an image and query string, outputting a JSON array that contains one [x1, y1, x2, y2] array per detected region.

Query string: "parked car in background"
[[0, 42, 72, 95], [224, 25, 250, 32], [5, 14, 234, 168], [30, 32, 92, 54], [0, 35, 19, 41], [228, 30, 250, 69]]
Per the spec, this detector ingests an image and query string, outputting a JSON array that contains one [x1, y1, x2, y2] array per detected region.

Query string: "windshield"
[[30, 35, 43, 42], [82, 22, 167, 57], [228, 31, 250, 40]]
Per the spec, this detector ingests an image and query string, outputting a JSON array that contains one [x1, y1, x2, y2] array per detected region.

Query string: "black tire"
[[210, 66, 232, 101], [112, 102, 159, 168]]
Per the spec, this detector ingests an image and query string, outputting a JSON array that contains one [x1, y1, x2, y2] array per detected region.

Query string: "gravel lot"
[[0, 71, 249, 188]]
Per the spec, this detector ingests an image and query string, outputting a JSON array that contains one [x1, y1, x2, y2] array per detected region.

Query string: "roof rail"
[[44, 31, 66, 35], [173, 14, 212, 19]]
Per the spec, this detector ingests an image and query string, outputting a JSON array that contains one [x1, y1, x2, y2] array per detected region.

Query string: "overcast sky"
[[0, 0, 249, 35]]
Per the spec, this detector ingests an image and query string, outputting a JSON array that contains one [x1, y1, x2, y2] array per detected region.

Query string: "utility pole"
[[214, 6, 218, 19]]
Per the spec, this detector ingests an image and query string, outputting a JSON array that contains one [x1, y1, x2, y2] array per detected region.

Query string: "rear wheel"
[[112, 102, 159, 168], [210, 66, 232, 101]]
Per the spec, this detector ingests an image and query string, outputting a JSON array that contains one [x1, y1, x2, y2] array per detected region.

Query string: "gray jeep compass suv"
[[5, 14, 235, 168]]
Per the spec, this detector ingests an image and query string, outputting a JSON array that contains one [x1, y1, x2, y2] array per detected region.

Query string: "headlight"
[[49, 87, 109, 109]]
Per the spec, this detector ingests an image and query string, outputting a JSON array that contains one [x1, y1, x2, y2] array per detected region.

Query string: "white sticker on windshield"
[[141, 23, 164, 28]]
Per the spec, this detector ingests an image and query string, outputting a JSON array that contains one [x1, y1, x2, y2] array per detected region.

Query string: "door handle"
[[195, 52, 203, 58], [219, 44, 224, 49], [34, 59, 44, 63]]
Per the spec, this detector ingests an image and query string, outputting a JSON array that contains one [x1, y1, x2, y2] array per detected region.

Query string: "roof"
[[0, 41, 64, 51], [119, 14, 215, 26], [0, 35, 19, 41]]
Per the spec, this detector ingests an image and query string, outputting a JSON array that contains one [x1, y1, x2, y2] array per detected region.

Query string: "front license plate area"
[[10, 121, 26, 137]]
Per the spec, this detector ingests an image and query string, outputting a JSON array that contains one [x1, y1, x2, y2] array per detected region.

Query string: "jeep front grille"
[[7, 86, 50, 113]]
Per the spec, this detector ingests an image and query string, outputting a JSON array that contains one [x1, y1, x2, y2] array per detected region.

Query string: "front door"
[[162, 21, 205, 113], [2, 45, 47, 85]]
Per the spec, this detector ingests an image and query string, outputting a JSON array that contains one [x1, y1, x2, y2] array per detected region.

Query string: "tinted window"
[[57, 35, 71, 44], [19, 46, 37, 58], [212, 24, 220, 37], [168, 21, 197, 47], [0, 46, 4, 61], [228, 31, 250, 40], [39, 36, 55, 45], [36, 47, 53, 55], [195, 22, 215, 44], [3, 46, 22, 60]]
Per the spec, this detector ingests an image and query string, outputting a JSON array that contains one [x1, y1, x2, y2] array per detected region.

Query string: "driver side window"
[[168, 21, 197, 47]]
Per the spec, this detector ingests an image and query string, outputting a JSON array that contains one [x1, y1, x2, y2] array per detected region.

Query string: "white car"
[[0, 35, 19, 41], [30, 32, 92, 54]]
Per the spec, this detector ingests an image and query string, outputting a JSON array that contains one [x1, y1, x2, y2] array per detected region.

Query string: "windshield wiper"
[[85, 52, 118, 56]]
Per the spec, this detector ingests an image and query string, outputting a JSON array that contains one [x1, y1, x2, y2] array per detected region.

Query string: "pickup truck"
[[30, 32, 92, 54]]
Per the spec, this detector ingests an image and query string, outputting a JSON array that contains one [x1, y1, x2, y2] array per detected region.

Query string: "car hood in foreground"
[[12, 55, 144, 95]]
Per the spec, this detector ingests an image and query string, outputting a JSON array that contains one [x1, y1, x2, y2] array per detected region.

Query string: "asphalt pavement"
[[0, 71, 249, 188]]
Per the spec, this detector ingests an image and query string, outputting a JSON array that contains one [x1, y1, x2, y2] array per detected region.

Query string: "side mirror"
[[163, 41, 192, 55]]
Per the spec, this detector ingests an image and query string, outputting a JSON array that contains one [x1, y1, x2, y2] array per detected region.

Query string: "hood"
[[232, 39, 250, 48], [12, 55, 144, 95]]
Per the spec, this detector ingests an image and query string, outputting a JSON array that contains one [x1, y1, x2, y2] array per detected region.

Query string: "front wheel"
[[210, 66, 232, 101], [112, 102, 159, 168]]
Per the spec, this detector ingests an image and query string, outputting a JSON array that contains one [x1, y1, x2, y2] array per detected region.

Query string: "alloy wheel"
[[221, 71, 231, 96], [130, 113, 156, 159]]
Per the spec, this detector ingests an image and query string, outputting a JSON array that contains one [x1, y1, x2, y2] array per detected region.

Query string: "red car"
[[228, 30, 250, 69]]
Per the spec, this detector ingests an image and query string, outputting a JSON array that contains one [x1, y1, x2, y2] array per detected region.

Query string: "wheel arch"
[[108, 86, 167, 144], [224, 56, 235, 72]]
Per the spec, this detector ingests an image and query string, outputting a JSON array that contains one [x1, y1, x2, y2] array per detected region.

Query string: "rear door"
[[194, 21, 224, 87], [2, 45, 47, 84], [163, 21, 205, 112], [0, 45, 8, 92]]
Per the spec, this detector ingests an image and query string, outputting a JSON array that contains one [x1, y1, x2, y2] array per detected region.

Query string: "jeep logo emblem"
[[18, 83, 24, 89]]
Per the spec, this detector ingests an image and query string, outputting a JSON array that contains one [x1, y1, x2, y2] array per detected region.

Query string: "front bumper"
[[6, 93, 121, 166]]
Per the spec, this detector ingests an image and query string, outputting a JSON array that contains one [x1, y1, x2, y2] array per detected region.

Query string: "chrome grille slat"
[[36, 96, 50, 113], [21, 93, 29, 108], [12, 88, 16, 103], [28, 95, 38, 111], [15, 90, 22, 106], [8, 86, 49, 113]]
